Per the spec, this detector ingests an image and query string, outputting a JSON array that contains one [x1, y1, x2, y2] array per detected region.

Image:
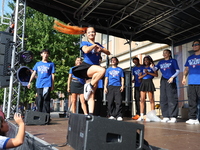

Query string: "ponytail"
[[53, 20, 87, 35]]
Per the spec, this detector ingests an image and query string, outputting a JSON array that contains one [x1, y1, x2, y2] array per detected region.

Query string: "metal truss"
[[4, 0, 26, 118], [74, 0, 104, 22], [74, 0, 200, 42], [104, 0, 200, 41], [0, 0, 11, 25]]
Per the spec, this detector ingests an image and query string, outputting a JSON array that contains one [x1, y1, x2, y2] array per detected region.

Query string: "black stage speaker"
[[67, 113, 144, 150], [24, 110, 49, 125]]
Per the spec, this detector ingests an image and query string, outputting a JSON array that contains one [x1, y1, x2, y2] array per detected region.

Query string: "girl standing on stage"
[[137, 55, 158, 121], [67, 57, 88, 115], [156, 49, 179, 123]]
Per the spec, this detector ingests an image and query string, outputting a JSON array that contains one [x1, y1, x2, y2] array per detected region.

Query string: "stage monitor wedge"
[[67, 113, 145, 150]]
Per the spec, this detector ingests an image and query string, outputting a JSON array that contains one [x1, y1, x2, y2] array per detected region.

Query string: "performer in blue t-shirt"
[[72, 27, 110, 115], [67, 57, 87, 115], [155, 49, 180, 123], [27, 49, 55, 117], [182, 40, 200, 125], [104, 57, 124, 121], [137, 55, 158, 121], [131, 57, 143, 120], [53, 23, 110, 115]]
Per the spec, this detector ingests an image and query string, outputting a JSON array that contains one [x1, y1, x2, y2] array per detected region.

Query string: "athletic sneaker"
[[161, 117, 170, 123], [137, 116, 144, 121], [108, 116, 115, 120], [132, 115, 140, 120], [84, 83, 93, 100], [117, 117, 123, 121], [168, 117, 177, 123], [186, 119, 199, 124]]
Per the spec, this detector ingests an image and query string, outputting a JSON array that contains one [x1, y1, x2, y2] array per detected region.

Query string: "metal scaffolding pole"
[[6, 0, 26, 118], [3, 88, 7, 112]]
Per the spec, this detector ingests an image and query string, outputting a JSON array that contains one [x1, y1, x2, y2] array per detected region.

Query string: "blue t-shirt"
[[132, 65, 143, 87], [97, 79, 103, 88], [33, 61, 55, 88], [185, 54, 200, 85], [141, 66, 155, 79], [0, 136, 10, 149], [69, 67, 85, 84], [80, 41, 103, 65], [156, 59, 179, 81], [105, 67, 124, 86]]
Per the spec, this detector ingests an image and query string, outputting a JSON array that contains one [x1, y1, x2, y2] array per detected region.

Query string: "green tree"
[[22, 7, 80, 103], [0, 4, 80, 105]]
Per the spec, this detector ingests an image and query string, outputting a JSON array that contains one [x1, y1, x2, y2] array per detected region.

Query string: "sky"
[[0, 0, 13, 16]]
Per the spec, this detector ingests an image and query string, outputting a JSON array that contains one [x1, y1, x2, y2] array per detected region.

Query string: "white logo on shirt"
[[188, 58, 200, 68], [109, 70, 119, 77], [134, 69, 141, 75], [38, 65, 49, 74], [160, 63, 171, 71], [143, 69, 151, 73]]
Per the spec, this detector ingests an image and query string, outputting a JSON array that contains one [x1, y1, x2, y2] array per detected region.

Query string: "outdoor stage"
[[23, 112, 200, 150]]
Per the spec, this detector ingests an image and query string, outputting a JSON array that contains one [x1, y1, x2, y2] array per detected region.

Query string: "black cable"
[[49, 141, 68, 147]]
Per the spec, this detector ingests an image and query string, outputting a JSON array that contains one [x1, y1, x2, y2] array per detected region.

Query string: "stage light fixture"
[[17, 66, 32, 86], [19, 51, 33, 64]]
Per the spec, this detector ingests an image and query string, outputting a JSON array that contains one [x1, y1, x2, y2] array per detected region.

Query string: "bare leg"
[[68, 95, 72, 111], [71, 93, 77, 113], [148, 91, 155, 110], [87, 65, 105, 86], [87, 85, 97, 114], [86, 65, 105, 114], [79, 94, 88, 115], [140, 91, 146, 114]]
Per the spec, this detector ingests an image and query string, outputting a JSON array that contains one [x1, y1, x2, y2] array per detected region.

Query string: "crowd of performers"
[[27, 21, 200, 125]]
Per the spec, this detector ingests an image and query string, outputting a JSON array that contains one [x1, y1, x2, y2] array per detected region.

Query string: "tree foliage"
[[0, 5, 80, 105]]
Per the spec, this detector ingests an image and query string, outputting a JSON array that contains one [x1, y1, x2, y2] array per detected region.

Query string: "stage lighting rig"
[[19, 50, 33, 64]]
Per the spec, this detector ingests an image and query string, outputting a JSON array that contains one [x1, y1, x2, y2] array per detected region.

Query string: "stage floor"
[[24, 112, 200, 150]]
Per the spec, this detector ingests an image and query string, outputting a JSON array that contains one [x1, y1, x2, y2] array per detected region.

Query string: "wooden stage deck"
[[24, 112, 200, 150]]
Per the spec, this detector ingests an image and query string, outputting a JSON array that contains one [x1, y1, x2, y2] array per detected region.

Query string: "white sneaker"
[[161, 117, 170, 123], [117, 117, 123, 121], [84, 83, 93, 100], [186, 119, 199, 124], [108, 116, 115, 120], [168, 117, 177, 123], [137, 116, 144, 121]]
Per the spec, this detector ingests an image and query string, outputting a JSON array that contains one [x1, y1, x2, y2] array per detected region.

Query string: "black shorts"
[[70, 79, 84, 94], [139, 79, 156, 92], [72, 62, 92, 79]]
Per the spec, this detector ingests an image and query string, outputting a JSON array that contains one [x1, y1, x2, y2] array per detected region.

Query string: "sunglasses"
[[192, 43, 200, 47]]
